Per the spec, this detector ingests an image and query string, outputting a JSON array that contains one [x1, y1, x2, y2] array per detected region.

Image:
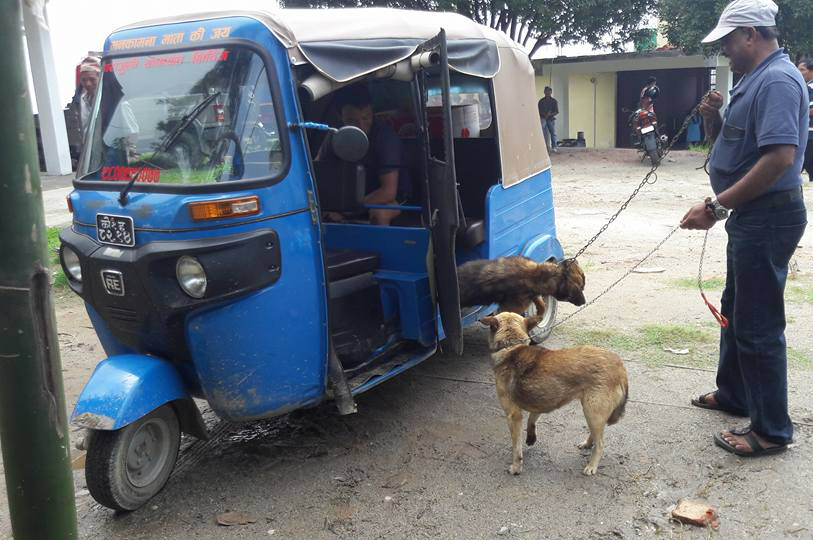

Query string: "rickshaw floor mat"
[[325, 249, 380, 281]]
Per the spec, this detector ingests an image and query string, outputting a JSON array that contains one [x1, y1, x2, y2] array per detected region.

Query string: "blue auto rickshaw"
[[60, 8, 561, 511]]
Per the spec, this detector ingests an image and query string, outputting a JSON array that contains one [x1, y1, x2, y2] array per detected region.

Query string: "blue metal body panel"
[[184, 212, 328, 421], [324, 223, 431, 273], [71, 355, 188, 430], [485, 169, 563, 262]]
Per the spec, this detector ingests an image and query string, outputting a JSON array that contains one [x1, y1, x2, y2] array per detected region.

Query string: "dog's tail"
[[607, 383, 628, 426]]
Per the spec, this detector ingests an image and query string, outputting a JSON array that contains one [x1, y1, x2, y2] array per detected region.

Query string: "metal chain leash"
[[569, 93, 711, 261], [698, 229, 710, 295], [552, 224, 682, 329], [548, 93, 723, 329]]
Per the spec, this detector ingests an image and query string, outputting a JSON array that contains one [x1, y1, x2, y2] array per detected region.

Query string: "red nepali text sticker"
[[101, 166, 161, 183]]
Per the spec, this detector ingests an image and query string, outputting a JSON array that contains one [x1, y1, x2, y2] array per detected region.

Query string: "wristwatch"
[[705, 196, 729, 221]]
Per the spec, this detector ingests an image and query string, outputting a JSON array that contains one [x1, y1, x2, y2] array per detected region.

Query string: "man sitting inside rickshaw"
[[319, 84, 412, 226]]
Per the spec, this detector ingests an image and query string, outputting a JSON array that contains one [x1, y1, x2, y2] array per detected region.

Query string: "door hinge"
[[307, 190, 319, 224]]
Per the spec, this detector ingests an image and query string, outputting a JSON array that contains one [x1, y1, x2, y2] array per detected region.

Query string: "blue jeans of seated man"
[[543, 117, 558, 149], [715, 196, 806, 444]]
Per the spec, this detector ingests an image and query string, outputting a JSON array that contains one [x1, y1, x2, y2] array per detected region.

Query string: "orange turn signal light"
[[188, 196, 260, 221], [66, 195, 73, 213]]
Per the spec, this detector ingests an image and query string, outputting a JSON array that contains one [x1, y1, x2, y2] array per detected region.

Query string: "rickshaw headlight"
[[176, 256, 207, 299], [61, 246, 82, 282]]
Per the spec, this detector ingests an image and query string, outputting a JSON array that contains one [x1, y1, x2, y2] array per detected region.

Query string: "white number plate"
[[640, 125, 655, 134], [96, 214, 135, 247]]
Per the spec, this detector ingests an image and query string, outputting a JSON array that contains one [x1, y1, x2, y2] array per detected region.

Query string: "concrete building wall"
[[566, 73, 616, 148], [534, 53, 730, 149]]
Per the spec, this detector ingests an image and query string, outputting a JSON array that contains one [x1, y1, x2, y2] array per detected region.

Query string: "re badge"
[[101, 270, 125, 296]]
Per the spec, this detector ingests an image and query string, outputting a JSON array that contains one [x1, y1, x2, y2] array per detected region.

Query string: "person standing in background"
[[797, 58, 813, 181], [538, 86, 559, 154]]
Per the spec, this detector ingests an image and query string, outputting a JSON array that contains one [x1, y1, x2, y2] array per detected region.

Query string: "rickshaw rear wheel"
[[85, 404, 181, 511], [527, 295, 558, 344]]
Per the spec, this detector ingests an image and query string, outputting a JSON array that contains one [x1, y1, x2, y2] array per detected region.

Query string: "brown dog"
[[480, 312, 628, 476], [458, 257, 586, 315]]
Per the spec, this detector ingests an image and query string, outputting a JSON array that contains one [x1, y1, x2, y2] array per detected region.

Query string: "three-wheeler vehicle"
[[60, 8, 562, 510]]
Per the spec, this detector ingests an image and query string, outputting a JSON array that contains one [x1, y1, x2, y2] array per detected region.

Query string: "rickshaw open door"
[[420, 30, 464, 355]]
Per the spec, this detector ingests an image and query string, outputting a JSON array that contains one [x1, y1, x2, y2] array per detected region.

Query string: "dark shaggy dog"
[[457, 256, 586, 314]]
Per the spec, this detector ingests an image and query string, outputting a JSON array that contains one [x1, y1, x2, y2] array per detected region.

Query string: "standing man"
[[538, 86, 559, 154], [681, 0, 807, 457], [797, 58, 813, 180]]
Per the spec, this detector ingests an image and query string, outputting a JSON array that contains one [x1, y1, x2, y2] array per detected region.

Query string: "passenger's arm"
[[364, 171, 399, 204]]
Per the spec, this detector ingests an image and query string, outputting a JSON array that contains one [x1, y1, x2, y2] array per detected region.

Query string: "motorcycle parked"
[[628, 108, 668, 167]]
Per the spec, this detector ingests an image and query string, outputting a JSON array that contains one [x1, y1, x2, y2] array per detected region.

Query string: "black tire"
[[85, 405, 180, 511], [643, 134, 660, 166], [527, 295, 558, 344]]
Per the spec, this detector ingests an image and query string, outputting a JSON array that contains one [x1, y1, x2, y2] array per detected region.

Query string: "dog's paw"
[[582, 463, 598, 476], [577, 439, 593, 450], [526, 433, 537, 446], [508, 463, 523, 475]]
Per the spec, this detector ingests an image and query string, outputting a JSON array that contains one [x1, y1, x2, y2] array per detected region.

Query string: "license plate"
[[96, 214, 135, 247], [640, 125, 655, 134]]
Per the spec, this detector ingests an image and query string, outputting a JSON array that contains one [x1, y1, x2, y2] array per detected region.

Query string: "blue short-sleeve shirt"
[[709, 49, 808, 194]]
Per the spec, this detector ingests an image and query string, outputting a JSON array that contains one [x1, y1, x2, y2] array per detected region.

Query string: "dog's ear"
[[525, 315, 543, 332], [479, 316, 499, 330]]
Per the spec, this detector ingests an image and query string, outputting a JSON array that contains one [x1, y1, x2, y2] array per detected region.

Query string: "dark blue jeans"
[[715, 195, 807, 444]]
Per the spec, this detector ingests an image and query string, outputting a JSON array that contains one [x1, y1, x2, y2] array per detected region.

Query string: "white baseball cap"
[[702, 0, 779, 43]]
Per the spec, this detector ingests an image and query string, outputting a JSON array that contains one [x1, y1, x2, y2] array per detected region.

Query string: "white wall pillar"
[[22, 3, 72, 175], [715, 59, 735, 113]]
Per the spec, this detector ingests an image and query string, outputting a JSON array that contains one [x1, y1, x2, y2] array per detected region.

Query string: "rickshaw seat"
[[325, 249, 380, 281], [312, 160, 366, 213]]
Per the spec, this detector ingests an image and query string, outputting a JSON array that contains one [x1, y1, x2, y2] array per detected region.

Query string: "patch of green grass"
[[788, 347, 813, 370], [639, 324, 715, 347], [563, 329, 643, 352], [47, 226, 68, 289], [785, 284, 813, 305], [671, 276, 725, 290], [559, 323, 718, 368], [688, 142, 711, 154]]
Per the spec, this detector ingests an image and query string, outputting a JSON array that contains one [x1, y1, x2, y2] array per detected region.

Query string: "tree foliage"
[[280, 0, 657, 57], [659, 0, 813, 59]]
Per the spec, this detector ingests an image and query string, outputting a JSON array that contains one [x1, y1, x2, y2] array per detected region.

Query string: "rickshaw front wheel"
[[527, 295, 558, 344], [85, 404, 181, 511]]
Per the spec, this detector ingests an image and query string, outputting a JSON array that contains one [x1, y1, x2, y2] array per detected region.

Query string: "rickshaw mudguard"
[[521, 234, 565, 263], [71, 354, 193, 432]]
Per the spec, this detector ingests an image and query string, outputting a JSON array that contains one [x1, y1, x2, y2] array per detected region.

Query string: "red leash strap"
[[701, 292, 728, 328]]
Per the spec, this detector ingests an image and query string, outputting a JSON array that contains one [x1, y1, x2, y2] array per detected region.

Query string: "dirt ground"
[[4, 148, 813, 538]]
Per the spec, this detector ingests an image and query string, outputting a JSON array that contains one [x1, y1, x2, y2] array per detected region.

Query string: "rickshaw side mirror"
[[331, 126, 369, 162]]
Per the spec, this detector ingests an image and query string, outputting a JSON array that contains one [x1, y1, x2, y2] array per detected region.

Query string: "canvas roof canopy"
[[114, 8, 550, 185]]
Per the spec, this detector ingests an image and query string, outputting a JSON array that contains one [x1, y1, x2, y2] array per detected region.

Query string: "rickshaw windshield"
[[78, 46, 285, 186]]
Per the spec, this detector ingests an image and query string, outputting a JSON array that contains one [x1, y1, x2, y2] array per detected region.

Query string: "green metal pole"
[[0, 1, 79, 538]]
